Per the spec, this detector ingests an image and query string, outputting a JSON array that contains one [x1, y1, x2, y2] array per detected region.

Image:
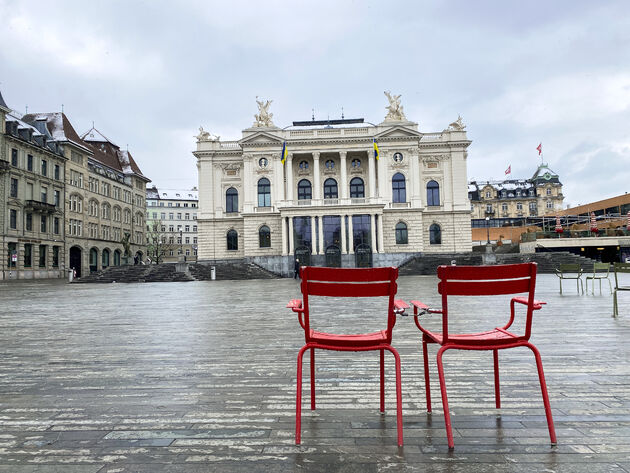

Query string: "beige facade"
[[469, 164, 564, 221], [194, 95, 472, 271], [146, 187, 198, 263]]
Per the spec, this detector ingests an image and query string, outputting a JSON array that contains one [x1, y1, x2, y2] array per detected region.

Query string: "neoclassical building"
[[194, 93, 472, 272]]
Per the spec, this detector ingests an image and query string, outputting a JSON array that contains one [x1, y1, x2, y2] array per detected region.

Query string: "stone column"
[[288, 216, 294, 254], [339, 151, 348, 199], [274, 154, 285, 204], [348, 214, 354, 254], [370, 214, 377, 253], [243, 156, 253, 212], [411, 151, 421, 206], [340, 214, 347, 253], [311, 216, 318, 254], [378, 213, 385, 253], [286, 153, 294, 203], [368, 150, 376, 199], [377, 150, 387, 201], [443, 156, 453, 211], [281, 216, 287, 255], [312, 152, 321, 201]]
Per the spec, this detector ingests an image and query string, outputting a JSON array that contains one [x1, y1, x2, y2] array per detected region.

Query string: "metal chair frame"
[[613, 262, 630, 317], [288, 266, 407, 446], [410, 263, 556, 450], [585, 262, 612, 295], [554, 263, 584, 294]]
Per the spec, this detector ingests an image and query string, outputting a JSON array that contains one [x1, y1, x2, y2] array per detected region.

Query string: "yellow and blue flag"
[[281, 142, 288, 165], [373, 139, 380, 160]]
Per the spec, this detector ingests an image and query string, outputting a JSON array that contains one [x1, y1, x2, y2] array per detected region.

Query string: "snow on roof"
[[157, 189, 199, 200], [468, 184, 477, 192], [6, 112, 44, 136], [81, 127, 118, 146], [116, 149, 133, 174]]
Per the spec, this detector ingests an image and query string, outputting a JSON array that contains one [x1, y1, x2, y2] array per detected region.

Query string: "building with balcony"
[[146, 186, 198, 263], [468, 163, 564, 228], [194, 95, 472, 272]]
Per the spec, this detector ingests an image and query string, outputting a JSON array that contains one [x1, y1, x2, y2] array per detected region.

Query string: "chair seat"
[[424, 327, 522, 346], [309, 329, 388, 347]]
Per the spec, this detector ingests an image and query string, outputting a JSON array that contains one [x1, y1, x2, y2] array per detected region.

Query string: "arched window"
[[350, 177, 364, 198], [297, 179, 312, 200], [257, 178, 271, 207], [392, 173, 406, 203], [227, 229, 238, 250], [226, 187, 238, 213], [102, 249, 110, 268], [395, 222, 408, 244], [427, 180, 440, 206], [429, 224, 441, 245], [259, 225, 271, 248], [324, 178, 338, 199]]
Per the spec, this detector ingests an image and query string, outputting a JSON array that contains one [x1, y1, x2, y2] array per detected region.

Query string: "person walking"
[[294, 258, 300, 279]]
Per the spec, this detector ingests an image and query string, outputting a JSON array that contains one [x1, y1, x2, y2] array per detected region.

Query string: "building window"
[[351, 158, 361, 168], [546, 187, 552, 195], [27, 154, 33, 171], [323, 178, 338, 199], [11, 148, 18, 166], [427, 180, 440, 206], [392, 173, 406, 203], [516, 202, 523, 211], [325, 159, 335, 169], [10, 178, 18, 198], [10, 209, 17, 229], [24, 244, 32, 267], [54, 165, 60, 180], [429, 224, 442, 245], [41, 160, 47, 176], [26, 213, 33, 231], [547, 201, 553, 209], [258, 178, 271, 207], [350, 177, 364, 198], [485, 191, 491, 198], [54, 217, 60, 234], [486, 204, 493, 214], [52, 246, 59, 268], [39, 245, 46, 268], [169, 213, 174, 220], [40, 215, 47, 232], [54, 190, 60, 207], [299, 160, 309, 170], [226, 187, 238, 213], [259, 225, 271, 248], [227, 229, 238, 250], [395, 222, 408, 244], [297, 179, 312, 200], [41, 187, 48, 203], [502, 203, 508, 212]]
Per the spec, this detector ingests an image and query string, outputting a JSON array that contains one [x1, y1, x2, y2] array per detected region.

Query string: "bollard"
[[211, 266, 216, 280], [68, 268, 74, 283]]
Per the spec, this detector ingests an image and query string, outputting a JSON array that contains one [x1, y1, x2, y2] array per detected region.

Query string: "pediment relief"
[[375, 126, 421, 139]]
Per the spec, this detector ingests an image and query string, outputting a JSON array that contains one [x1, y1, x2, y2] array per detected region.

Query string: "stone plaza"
[[1, 272, 630, 472]]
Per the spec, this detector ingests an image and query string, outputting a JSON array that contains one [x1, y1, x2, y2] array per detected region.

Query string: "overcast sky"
[[2, 0, 629, 207]]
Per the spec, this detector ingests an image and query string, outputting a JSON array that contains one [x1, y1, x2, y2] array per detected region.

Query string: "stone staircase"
[[398, 251, 599, 275], [189, 261, 281, 281], [74, 264, 194, 283]]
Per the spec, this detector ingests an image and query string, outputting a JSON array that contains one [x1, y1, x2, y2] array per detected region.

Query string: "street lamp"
[[485, 216, 490, 244]]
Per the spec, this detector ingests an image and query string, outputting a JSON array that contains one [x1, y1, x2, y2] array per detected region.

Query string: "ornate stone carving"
[[221, 163, 242, 177], [421, 154, 449, 163], [384, 91, 407, 122], [253, 97, 275, 127], [447, 115, 466, 131], [195, 126, 219, 142]]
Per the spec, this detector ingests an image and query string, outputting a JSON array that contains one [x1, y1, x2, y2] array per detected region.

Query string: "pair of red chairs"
[[287, 263, 557, 449]]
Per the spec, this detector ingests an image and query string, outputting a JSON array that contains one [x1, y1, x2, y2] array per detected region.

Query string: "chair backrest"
[[300, 266, 399, 342], [613, 262, 630, 288], [592, 262, 610, 274], [558, 263, 581, 273], [436, 263, 538, 343]]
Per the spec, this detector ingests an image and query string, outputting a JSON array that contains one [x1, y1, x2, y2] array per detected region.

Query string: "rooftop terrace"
[[1, 273, 629, 472]]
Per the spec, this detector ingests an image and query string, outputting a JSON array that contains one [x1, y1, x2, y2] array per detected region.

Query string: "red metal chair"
[[410, 263, 556, 449], [288, 266, 408, 447]]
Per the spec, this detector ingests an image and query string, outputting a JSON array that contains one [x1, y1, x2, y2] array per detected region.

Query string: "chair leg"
[[493, 349, 501, 409], [296, 346, 309, 445], [386, 347, 404, 447], [436, 346, 454, 449], [559, 278, 562, 294], [607, 278, 612, 294], [380, 349, 385, 414], [422, 339, 432, 413], [310, 348, 316, 411], [525, 343, 557, 446], [613, 290, 618, 317]]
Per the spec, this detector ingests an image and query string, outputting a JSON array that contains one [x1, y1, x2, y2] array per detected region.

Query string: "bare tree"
[[146, 221, 177, 264]]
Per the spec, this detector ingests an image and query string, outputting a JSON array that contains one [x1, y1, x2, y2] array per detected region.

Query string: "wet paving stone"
[[1, 273, 630, 471]]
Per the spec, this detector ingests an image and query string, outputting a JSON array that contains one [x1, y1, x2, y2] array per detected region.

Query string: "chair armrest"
[[512, 296, 546, 310], [394, 299, 410, 315], [287, 299, 304, 312], [410, 300, 442, 316]]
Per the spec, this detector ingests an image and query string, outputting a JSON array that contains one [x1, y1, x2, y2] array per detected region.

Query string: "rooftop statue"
[[384, 91, 407, 122], [195, 126, 220, 142], [254, 97, 275, 127], [448, 115, 466, 131]]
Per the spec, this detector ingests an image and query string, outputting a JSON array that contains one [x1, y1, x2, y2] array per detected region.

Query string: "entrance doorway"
[[295, 246, 311, 267], [355, 243, 373, 268], [89, 248, 98, 273], [325, 245, 341, 267], [70, 246, 82, 278]]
